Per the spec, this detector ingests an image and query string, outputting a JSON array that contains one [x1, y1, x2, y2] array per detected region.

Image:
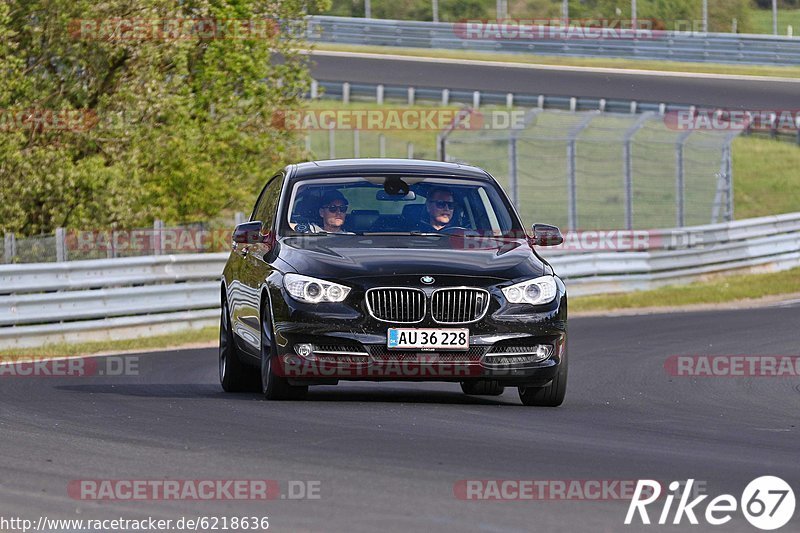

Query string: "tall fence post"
[[622, 112, 654, 230], [508, 136, 518, 207], [55, 227, 67, 262], [153, 219, 164, 255], [675, 130, 693, 228], [565, 111, 600, 231], [328, 124, 336, 159], [4, 233, 15, 263]]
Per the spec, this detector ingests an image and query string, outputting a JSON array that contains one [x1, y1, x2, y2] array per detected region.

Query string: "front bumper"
[[269, 284, 567, 385]]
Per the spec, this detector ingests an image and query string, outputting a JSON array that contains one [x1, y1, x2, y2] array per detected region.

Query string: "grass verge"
[[0, 326, 218, 359], [570, 266, 800, 313], [748, 8, 800, 36], [314, 43, 800, 79]]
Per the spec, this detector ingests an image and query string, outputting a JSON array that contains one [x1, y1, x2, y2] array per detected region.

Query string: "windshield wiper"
[[359, 231, 441, 237]]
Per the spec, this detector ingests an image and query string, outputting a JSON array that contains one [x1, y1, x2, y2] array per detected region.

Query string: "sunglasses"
[[429, 200, 455, 210], [323, 204, 348, 213]]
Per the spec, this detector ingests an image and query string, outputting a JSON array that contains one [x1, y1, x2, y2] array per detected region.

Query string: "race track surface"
[[310, 52, 800, 110], [1, 305, 798, 532]]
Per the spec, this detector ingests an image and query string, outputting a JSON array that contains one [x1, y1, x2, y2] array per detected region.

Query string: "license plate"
[[387, 328, 469, 351]]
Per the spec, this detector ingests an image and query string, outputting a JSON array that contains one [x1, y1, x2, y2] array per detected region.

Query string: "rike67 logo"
[[625, 477, 796, 530]]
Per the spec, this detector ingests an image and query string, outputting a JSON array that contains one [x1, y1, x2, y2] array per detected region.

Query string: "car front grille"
[[368, 345, 487, 363], [430, 288, 490, 324], [365, 288, 426, 323]]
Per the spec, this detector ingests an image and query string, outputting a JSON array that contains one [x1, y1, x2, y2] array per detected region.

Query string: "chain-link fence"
[[2, 217, 245, 264], [442, 109, 741, 230]]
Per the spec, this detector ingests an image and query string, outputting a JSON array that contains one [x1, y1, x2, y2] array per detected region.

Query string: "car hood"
[[277, 235, 546, 282]]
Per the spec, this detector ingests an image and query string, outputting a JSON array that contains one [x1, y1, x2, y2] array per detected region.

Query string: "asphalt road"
[[1, 306, 798, 532], [310, 52, 800, 110]]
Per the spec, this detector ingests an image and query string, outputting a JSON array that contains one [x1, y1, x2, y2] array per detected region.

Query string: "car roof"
[[288, 159, 493, 180]]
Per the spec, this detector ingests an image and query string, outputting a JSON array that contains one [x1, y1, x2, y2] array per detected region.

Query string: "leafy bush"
[[0, 0, 328, 236]]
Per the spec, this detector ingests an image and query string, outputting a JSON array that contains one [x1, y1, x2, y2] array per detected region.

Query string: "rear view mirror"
[[530, 224, 564, 246], [376, 190, 417, 201], [232, 221, 263, 244]]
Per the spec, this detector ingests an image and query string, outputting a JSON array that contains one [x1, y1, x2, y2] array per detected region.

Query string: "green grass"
[[748, 8, 800, 35], [0, 326, 218, 359], [733, 135, 800, 219], [571, 266, 800, 313], [315, 43, 800, 79]]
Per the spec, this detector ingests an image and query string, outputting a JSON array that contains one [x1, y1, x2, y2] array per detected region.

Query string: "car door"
[[235, 172, 284, 357]]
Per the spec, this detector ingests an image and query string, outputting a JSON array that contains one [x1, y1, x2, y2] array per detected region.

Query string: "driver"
[[418, 188, 456, 232]]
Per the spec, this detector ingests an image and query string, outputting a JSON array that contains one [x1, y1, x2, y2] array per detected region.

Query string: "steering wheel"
[[439, 226, 479, 236]]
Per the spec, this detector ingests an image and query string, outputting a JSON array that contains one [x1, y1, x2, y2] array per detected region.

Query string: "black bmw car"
[[220, 159, 567, 406]]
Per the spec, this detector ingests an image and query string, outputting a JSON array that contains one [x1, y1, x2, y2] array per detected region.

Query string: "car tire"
[[219, 298, 260, 392], [518, 345, 568, 407], [460, 381, 505, 396], [261, 300, 308, 401]]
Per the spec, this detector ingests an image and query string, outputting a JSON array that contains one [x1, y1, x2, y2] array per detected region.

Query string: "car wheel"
[[460, 381, 504, 396], [219, 298, 259, 392], [518, 345, 568, 407], [261, 301, 308, 401]]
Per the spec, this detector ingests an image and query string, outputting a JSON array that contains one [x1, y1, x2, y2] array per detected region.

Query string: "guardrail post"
[[506, 93, 513, 109], [508, 136, 518, 208], [599, 98, 606, 112], [472, 91, 480, 109], [376, 84, 384, 105], [379, 134, 386, 157], [408, 87, 415, 105], [407, 142, 414, 159], [342, 82, 350, 104], [537, 95, 544, 109], [310, 80, 318, 99], [328, 124, 336, 159], [3, 233, 15, 263], [55, 227, 67, 262], [569, 97, 577, 112], [441, 89, 449, 106], [153, 219, 164, 255], [353, 129, 360, 158]]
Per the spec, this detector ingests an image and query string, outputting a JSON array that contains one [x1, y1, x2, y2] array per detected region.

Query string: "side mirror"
[[232, 221, 264, 244], [530, 224, 564, 246]]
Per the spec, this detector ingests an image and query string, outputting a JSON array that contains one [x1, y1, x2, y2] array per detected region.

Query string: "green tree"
[[0, 0, 328, 236]]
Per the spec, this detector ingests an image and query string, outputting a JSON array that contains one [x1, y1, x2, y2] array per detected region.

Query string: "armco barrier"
[[1, 214, 799, 348], [307, 16, 800, 66]]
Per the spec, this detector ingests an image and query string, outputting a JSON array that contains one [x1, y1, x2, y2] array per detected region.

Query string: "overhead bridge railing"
[[1, 214, 800, 348], [306, 16, 800, 66]]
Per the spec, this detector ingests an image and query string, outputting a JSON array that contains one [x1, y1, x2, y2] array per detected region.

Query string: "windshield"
[[280, 175, 524, 237]]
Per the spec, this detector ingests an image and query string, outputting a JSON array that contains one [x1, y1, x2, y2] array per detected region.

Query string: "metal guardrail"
[[1, 213, 799, 348], [307, 16, 800, 66]]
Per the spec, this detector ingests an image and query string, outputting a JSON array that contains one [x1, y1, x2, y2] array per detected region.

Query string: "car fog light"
[[533, 344, 553, 361], [294, 343, 313, 358]]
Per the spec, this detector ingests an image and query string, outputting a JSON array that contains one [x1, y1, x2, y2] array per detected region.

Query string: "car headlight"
[[283, 274, 351, 303], [502, 276, 557, 305]]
